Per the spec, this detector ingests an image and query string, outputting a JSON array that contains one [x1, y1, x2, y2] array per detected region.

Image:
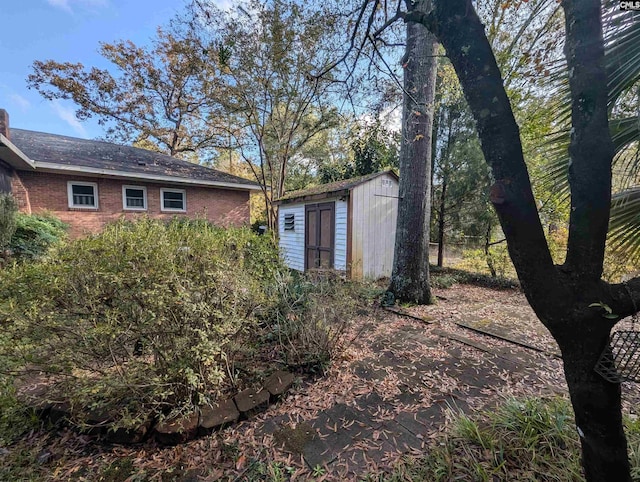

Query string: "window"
[[122, 185, 147, 210], [67, 181, 98, 209], [284, 213, 295, 231], [161, 188, 186, 212]]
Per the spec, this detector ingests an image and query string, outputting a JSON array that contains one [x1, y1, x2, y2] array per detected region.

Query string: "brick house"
[[0, 110, 260, 237]]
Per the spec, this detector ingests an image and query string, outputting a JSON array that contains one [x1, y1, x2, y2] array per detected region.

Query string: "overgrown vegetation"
[[0, 219, 365, 438], [430, 265, 519, 290], [0, 194, 17, 251], [382, 397, 640, 482], [264, 271, 364, 371], [453, 226, 638, 283], [8, 212, 67, 260]]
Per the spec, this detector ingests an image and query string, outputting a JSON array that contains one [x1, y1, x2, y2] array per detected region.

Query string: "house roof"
[[0, 133, 35, 171], [8, 129, 260, 191], [276, 169, 398, 204]]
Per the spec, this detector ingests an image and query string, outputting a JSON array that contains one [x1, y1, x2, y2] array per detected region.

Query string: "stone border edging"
[[23, 370, 297, 447]]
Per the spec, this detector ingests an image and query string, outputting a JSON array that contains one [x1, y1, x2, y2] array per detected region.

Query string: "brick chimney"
[[0, 109, 9, 140]]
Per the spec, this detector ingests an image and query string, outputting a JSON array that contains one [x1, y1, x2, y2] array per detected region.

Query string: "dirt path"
[[215, 285, 571, 480]]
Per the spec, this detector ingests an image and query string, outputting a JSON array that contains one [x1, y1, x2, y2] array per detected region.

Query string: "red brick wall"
[[15, 171, 251, 238], [11, 171, 31, 213]]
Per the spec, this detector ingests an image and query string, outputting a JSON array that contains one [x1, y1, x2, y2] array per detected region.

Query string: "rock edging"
[[154, 370, 296, 446], [21, 370, 297, 447]]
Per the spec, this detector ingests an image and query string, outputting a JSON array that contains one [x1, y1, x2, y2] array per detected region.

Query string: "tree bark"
[[483, 223, 497, 278], [389, 0, 438, 304], [436, 106, 455, 268], [562, 0, 613, 281], [556, 319, 630, 481], [437, 178, 446, 267]]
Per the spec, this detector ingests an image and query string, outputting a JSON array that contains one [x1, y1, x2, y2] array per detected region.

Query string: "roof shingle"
[[276, 169, 398, 203], [10, 129, 258, 188]]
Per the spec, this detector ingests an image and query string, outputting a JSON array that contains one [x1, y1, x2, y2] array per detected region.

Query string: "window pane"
[[72, 184, 95, 206], [73, 185, 94, 195], [163, 191, 184, 210], [164, 191, 183, 200], [126, 188, 144, 198], [125, 188, 145, 208]]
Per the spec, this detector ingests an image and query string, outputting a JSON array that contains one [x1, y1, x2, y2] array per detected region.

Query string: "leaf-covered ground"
[[3, 283, 639, 481]]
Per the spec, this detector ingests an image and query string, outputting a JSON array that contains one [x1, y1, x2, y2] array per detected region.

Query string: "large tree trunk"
[[555, 318, 630, 480], [389, 0, 437, 304]]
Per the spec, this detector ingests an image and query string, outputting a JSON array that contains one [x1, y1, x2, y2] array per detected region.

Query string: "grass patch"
[[381, 397, 640, 482]]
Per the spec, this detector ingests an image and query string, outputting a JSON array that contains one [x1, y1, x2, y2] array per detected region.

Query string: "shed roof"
[[9, 129, 260, 190], [276, 169, 398, 204]]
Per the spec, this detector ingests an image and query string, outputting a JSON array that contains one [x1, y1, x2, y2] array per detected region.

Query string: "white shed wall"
[[278, 203, 305, 271], [278, 198, 348, 272], [334, 199, 348, 271], [350, 173, 398, 280]]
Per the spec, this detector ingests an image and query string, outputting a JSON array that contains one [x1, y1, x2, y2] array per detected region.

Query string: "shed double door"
[[305, 202, 335, 270]]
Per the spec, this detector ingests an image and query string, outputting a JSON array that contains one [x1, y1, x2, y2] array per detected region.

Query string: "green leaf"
[[589, 301, 619, 319]]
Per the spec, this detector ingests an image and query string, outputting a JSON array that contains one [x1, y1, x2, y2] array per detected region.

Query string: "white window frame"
[[67, 181, 99, 209], [122, 185, 147, 211], [160, 188, 187, 212]]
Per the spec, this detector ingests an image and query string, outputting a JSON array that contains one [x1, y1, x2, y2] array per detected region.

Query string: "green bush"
[[0, 194, 17, 250], [455, 245, 517, 279], [0, 218, 286, 431], [0, 378, 39, 446], [263, 271, 363, 372], [9, 212, 67, 260]]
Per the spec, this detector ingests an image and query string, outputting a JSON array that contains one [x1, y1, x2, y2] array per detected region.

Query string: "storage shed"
[[276, 170, 399, 280]]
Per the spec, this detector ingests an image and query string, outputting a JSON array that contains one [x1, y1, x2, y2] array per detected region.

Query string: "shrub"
[[9, 212, 67, 260], [263, 270, 364, 372], [0, 194, 17, 250], [0, 378, 39, 446], [455, 245, 517, 279], [0, 218, 286, 431]]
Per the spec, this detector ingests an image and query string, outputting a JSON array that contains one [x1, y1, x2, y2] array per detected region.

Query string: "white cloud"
[[381, 104, 402, 133], [51, 100, 88, 138], [46, 0, 108, 14], [9, 94, 31, 112], [213, 0, 233, 10], [358, 104, 402, 133], [46, 0, 72, 12]]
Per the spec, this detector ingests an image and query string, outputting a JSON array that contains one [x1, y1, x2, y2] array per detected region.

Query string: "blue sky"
[[0, 0, 229, 140]]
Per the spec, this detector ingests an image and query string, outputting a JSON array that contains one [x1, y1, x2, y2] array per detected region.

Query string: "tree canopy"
[[28, 26, 226, 158]]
